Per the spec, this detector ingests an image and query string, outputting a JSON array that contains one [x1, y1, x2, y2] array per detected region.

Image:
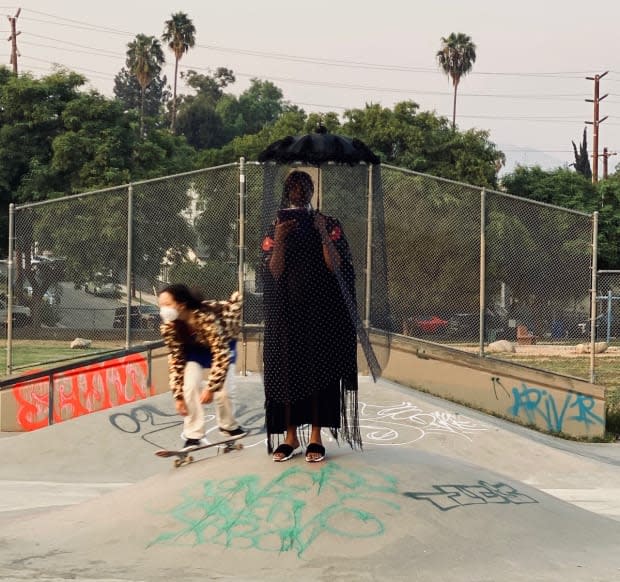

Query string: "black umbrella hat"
[[258, 124, 380, 166]]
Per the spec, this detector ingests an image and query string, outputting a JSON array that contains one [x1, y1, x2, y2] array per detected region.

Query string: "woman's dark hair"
[[159, 283, 204, 310], [280, 170, 314, 208]]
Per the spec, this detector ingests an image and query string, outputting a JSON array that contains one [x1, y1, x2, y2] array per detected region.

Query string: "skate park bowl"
[[1, 332, 618, 582]]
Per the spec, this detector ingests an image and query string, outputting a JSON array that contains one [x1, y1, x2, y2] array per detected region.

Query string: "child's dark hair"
[[159, 283, 224, 317], [280, 170, 314, 208], [159, 283, 204, 310]]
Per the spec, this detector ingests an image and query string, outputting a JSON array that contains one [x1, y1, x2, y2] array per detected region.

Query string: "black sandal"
[[305, 443, 326, 463], [272, 443, 300, 462]]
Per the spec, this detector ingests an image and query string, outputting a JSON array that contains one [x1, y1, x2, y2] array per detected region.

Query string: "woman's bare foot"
[[272, 438, 300, 462]]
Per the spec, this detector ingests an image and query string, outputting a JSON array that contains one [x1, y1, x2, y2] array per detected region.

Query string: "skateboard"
[[155, 434, 244, 468]]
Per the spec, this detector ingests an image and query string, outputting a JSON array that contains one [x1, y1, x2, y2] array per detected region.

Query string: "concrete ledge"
[[381, 335, 606, 439]]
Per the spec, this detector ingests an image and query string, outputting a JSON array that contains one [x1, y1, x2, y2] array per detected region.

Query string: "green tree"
[[126, 34, 165, 138], [341, 102, 502, 187], [113, 67, 170, 121], [236, 79, 285, 134], [571, 127, 592, 179], [436, 32, 477, 130], [501, 165, 595, 209], [0, 68, 86, 267], [175, 68, 235, 149], [0, 67, 199, 322], [162, 11, 196, 133], [501, 165, 620, 269]]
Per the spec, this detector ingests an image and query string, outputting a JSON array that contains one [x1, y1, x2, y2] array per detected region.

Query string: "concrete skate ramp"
[[2, 375, 620, 582]]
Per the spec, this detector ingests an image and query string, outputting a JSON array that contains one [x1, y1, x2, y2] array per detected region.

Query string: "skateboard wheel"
[[187, 455, 194, 463], [174, 459, 182, 468]]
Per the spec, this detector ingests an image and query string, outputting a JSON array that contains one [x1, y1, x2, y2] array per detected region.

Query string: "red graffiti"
[[11, 353, 152, 431]]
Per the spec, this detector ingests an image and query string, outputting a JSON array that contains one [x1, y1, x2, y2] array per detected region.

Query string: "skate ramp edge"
[[379, 335, 605, 439]]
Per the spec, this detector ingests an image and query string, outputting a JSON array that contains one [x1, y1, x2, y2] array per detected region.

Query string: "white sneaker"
[[180, 436, 208, 451]]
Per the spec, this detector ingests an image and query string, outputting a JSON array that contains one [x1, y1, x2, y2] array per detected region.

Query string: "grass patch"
[[0, 340, 125, 378]]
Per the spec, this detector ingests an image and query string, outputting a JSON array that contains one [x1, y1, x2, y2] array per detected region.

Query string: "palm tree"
[[126, 34, 165, 137], [162, 12, 196, 133], [436, 33, 476, 130]]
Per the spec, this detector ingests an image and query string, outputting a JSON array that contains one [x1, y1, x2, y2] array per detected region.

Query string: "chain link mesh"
[[3, 162, 596, 381], [384, 167, 482, 341], [596, 271, 620, 342], [485, 191, 592, 352], [10, 188, 128, 353]]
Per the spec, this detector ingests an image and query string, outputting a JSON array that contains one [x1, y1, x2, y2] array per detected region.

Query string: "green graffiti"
[[149, 463, 400, 556]]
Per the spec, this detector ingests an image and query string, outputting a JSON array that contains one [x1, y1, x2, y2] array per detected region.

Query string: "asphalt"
[[1, 374, 620, 582]]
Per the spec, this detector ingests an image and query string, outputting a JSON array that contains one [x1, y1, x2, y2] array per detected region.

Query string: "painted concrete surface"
[[1, 374, 620, 582]]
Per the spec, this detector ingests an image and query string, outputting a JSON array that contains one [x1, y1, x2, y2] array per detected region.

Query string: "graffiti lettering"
[[508, 383, 603, 432], [109, 405, 181, 435], [404, 481, 537, 511], [149, 463, 400, 556], [359, 401, 487, 445], [11, 354, 152, 431]]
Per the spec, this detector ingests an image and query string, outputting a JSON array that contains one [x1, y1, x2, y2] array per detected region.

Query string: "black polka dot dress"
[[260, 210, 361, 453]]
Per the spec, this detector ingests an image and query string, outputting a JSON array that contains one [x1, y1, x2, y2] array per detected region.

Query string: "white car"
[[84, 276, 121, 298], [0, 297, 31, 327]]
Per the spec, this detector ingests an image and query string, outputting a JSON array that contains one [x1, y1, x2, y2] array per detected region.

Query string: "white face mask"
[[160, 306, 179, 323]]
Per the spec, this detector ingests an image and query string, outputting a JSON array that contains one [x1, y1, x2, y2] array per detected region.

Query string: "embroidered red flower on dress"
[[262, 236, 275, 251], [329, 226, 342, 241]]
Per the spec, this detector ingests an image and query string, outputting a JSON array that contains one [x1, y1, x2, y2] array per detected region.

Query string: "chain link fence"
[[3, 161, 597, 382], [596, 271, 620, 343]]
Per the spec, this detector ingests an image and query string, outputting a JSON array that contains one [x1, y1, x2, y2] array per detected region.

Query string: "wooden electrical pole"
[[585, 71, 608, 184], [7, 8, 21, 75], [602, 147, 617, 180]]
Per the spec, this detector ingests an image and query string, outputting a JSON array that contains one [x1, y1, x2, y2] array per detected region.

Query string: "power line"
[[21, 11, 132, 37], [26, 33, 122, 56], [16, 41, 597, 103], [21, 40, 122, 60], [17, 8, 620, 82]]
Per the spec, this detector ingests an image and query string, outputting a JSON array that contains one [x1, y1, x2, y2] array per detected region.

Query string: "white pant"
[[182, 361, 239, 440]]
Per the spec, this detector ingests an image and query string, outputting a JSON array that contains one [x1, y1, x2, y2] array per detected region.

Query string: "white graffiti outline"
[[359, 401, 488, 445]]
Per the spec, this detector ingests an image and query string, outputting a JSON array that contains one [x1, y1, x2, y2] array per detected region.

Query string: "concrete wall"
[[2, 335, 606, 438], [380, 336, 606, 439]]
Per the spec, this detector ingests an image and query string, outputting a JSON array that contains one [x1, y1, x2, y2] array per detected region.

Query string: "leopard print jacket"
[[160, 292, 242, 401]]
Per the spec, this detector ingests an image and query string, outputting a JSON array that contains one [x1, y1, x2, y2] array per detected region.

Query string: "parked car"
[[448, 309, 511, 341], [84, 274, 121, 298], [404, 314, 449, 335], [0, 297, 31, 327], [113, 305, 161, 330]]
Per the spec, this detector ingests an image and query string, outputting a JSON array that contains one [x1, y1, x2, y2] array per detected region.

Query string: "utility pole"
[[7, 7, 21, 75], [585, 71, 608, 183], [602, 147, 617, 180]]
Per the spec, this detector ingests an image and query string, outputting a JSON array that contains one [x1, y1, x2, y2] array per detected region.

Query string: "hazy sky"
[[2, 0, 620, 174]]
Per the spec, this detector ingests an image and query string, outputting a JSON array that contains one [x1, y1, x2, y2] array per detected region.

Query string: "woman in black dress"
[[260, 171, 361, 462]]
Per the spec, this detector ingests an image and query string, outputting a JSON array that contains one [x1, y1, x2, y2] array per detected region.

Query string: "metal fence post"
[[6, 203, 15, 376], [479, 188, 487, 357], [47, 371, 54, 426], [590, 210, 599, 384], [238, 158, 247, 376], [364, 164, 374, 329], [606, 289, 613, 344], [125, 184, 134, 350]]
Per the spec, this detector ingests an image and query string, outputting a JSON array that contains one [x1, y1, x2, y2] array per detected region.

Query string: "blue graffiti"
[[508, 383, 603, 432]]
